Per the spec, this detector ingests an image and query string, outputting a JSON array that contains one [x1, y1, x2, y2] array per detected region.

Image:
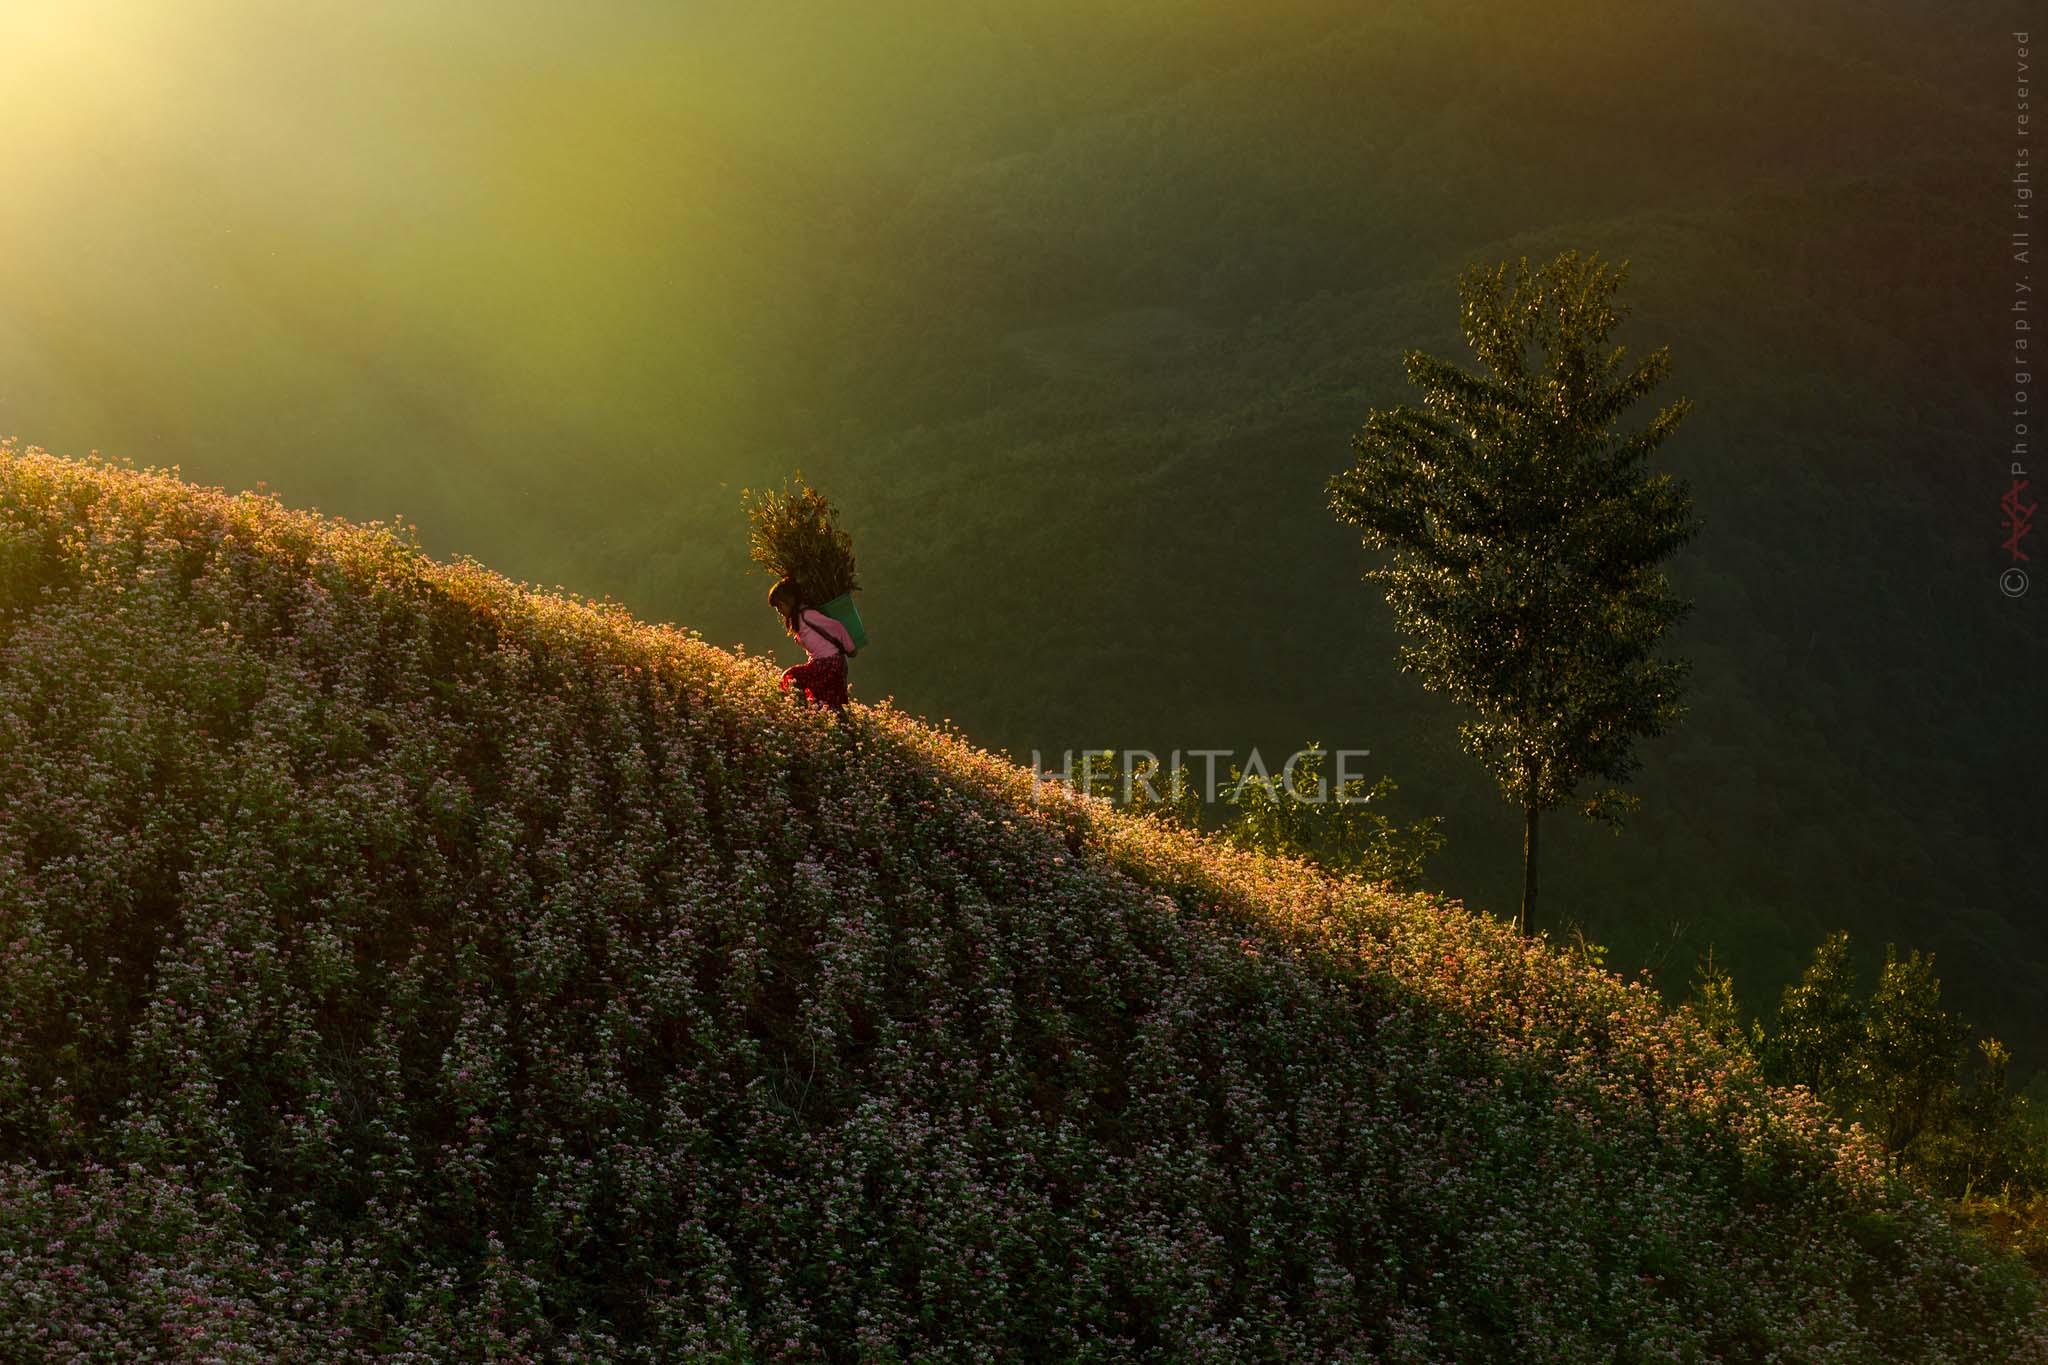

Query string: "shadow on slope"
[[0, 445, 2040, 1361]]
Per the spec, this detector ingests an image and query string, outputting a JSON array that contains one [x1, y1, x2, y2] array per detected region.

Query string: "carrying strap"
[[800, 608, 853, 657]]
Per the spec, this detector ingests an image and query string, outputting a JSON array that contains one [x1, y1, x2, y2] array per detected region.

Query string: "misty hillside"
[[1, 445, 2040, 1360], [1, 0, 2037, 1077]]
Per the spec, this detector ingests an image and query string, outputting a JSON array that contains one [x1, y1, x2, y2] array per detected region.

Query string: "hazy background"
[[3, 1, 2041, 1073]]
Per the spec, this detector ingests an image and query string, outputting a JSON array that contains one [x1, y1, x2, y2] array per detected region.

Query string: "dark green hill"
[[1, 446, 2040, 1359], [3, 0, 2038, 1074]]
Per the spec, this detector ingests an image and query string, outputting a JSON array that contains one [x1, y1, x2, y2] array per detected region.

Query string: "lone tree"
[[1328, 249, 1698, 937]]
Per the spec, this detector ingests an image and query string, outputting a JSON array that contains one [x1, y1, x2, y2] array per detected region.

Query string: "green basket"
[[817, 592, 868, 650]]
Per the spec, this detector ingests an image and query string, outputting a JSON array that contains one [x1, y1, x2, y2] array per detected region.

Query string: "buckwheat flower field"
[[0, 444, 2041, 1361]]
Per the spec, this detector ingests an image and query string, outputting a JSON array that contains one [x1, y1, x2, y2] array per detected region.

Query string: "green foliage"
[[1327, 248, 1699, 933], [1558, 921, 1610, 973], [741, 471, 858, 603], [1864, 945, 1970, 1165], [1685, 947, 1749, 1056], [1326, 248, 1697, 823], [1736, 929, 2048, 1216], [1762, 929, 1866, 1104], [1092, 744, 1445, 890], [1920, 1038, 2048, 1202], [1954, 1190, 2048, 1283], [1207, 745, 1446, 890]]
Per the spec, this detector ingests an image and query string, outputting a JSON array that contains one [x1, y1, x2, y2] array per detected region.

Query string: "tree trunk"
[[1519, 780, 1540, 936]]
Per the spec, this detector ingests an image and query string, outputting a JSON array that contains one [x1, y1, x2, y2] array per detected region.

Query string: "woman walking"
[[769, 577, 856, 711]]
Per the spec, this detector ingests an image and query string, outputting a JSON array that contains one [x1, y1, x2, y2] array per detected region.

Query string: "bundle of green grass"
[[1, 443, 2041, 1362], [742, 473, 858, 606]]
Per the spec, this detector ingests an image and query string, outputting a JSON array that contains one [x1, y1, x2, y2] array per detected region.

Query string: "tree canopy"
[[1328, 249, 1698, 934]]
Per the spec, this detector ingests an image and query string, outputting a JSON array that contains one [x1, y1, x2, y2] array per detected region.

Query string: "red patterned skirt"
[[780, 653, 849, 711]]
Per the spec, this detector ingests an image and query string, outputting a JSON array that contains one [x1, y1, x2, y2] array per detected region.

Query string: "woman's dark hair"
[[767, 578, 804, 635]]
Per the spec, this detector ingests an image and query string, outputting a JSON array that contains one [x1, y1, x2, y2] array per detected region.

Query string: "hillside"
[[4, 0, 2038, 1069], [0, 443, 2041, 1361]]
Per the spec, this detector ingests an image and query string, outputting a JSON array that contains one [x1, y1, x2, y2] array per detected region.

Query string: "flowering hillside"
[[0, 443, 2041, 1362]]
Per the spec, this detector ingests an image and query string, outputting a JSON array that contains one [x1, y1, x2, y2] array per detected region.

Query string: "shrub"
[[1073, 745, 1444, 890]]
